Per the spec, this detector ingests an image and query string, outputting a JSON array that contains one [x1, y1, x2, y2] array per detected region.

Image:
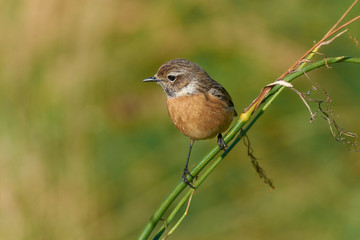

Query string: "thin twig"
[[241, 1, 359, 116], [163, 183, 196, 239], [278, 0, 359, 80]]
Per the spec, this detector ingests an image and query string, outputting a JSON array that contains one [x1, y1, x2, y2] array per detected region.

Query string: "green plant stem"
[[138, 56, 360, 240], [153, 108, 263, 239]]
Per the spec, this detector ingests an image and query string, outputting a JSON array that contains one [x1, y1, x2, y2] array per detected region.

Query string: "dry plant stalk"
[[240, 0, 360, 187], [241, 0, 360, 116]]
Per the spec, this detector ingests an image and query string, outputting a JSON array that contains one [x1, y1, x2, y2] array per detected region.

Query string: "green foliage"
[[0, 0, 359, 240]]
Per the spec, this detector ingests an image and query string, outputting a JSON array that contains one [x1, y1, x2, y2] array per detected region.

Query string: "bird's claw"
[[217, 134, 227, 151], [182, 168, 195, 189]]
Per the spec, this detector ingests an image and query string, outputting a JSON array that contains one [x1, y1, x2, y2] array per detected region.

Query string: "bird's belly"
[[167, 94, 234, 140]]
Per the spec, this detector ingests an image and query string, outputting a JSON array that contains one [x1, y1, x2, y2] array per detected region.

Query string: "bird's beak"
[[143, 76, 161, 82]]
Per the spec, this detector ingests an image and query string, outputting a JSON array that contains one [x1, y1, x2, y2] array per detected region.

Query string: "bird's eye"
[[167, 75, 176, 81]]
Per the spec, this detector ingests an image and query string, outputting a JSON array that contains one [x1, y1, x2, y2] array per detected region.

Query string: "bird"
[[143, 58, 237, 188]]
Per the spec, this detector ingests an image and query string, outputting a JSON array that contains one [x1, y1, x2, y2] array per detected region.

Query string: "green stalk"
[[153, 108, 263, 239], [138, 57, 360, 240]]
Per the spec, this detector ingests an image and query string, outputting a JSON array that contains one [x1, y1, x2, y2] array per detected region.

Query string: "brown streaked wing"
[[206, 79, 238, 116]]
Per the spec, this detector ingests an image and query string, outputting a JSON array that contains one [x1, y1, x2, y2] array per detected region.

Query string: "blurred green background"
[[0, 0, 359, 239]]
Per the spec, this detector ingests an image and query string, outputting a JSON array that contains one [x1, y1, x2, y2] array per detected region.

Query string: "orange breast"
[[166, 93, 235, 140]]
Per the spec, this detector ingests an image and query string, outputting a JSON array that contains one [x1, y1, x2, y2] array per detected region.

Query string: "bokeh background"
[[0, 0, 359, 239]]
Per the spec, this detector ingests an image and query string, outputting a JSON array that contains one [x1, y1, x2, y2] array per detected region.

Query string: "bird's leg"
[[217, 133, 227, 151], [182, 139, 195, 189]]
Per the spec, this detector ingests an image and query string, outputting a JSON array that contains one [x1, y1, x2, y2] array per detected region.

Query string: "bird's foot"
[[182, 168, 196, 189], [217, 133, 227, 151]]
